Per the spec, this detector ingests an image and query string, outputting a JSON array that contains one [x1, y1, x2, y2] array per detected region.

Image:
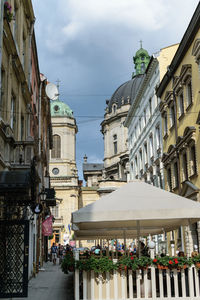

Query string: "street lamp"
[[39, 189, 47, 202]]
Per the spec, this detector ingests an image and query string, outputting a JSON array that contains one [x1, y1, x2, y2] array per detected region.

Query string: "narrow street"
[[3, 262, 74, 300]]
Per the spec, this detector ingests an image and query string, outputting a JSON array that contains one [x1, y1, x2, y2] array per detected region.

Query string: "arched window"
[[51, 134, 61, 158]]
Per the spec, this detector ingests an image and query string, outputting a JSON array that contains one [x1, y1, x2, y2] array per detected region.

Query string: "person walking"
[[51, 242, 58, 265]]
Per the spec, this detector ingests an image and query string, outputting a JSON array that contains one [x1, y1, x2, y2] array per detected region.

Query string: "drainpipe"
[[0, 0, 5, 117]]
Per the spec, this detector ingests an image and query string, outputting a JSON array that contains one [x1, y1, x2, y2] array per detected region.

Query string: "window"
[[135, 156, 138, 176], [52, 205, 59, 218], [143, 109, 146, 126], [21, 115, 24, 140], [167, 167, 172, 191], [51, 135, 61, 158], [178, 92, 184, 117], [157, 170, 163, 189], [149, 98, 152, 118], [164, 113, 168, 136], [113, 134, 117, 155], [113, 104, 117, 114], [139, 149, 143, 171], [149, 135, 153, 158], [186, 79, 192, 107], [144, 143, 148, 164], [182, 152, 188, 181], [156, 126, 161, 150], [22, 33, 26, 69], [141, 62, 145, 72], [173, 161, 179, 188], [190, 144, 197, 175], [170, 105, 175, 127], [139, 118, 142, 133], [10, 96, 16, 129]]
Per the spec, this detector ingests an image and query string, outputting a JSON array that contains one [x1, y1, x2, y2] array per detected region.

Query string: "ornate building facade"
[[157, 2, 200, 256], [101, 47, 150, 182], [50, 96, 79, 245]]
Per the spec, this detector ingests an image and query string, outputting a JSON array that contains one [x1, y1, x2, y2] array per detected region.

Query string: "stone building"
[[157, 2, 200, 256], [124, 44, 178, 254], [101, 46, 150, 181], [0, 0, 53, 295], [50, 96, 79, 245], [125, 44, 178, 185]]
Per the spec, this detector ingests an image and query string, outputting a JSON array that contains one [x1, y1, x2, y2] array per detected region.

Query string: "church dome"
[[106, 45, 150, 113], [134, 47, 149, 58], [107, 75, 144, 113], [50, 99, 73, 117]]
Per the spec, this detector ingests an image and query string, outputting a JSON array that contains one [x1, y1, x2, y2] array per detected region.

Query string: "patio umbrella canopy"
[[72, 180, 200, 240]]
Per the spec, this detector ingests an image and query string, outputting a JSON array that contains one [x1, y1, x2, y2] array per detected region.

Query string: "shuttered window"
[[51, 135, 61, 158]]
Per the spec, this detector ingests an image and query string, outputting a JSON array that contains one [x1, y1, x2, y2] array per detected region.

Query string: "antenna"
[[45, 82, 59, 100], [139, 40, 143, 48]]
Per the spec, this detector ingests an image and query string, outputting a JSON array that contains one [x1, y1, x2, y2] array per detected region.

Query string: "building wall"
[[159, 25, 200, 256], [126, 45, 178, 190]]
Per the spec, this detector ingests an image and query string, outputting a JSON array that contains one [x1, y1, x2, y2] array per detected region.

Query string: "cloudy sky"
[[32, 0, 199, 179]]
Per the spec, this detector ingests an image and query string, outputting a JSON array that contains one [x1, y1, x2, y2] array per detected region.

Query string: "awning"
[[0, 170, 31, 194], [72, 180, 200, 240]]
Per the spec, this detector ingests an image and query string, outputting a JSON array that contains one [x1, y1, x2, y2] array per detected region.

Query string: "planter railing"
[[74, 252, 200, 300]]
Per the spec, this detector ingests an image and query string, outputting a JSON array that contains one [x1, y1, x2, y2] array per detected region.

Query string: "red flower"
[[174, 259, 178, 264], [153, 259, 157, 263], [131, 257, 134, 260], [169, 260, 173, 265]]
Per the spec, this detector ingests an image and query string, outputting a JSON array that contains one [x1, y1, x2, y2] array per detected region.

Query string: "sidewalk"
[[6, 261, 74, 300]]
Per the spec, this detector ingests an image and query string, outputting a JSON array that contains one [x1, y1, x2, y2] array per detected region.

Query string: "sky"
[[32, 0, 199, 179]]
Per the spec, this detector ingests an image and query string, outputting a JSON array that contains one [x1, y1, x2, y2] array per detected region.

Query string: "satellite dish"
[[45, 83, 59, 100]]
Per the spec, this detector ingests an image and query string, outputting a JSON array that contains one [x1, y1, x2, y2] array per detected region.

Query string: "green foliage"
[[61, 252, 75, 274], [61, 253, 200, 274], [76, 257, 118, 273], [192, 254, 200, 264]]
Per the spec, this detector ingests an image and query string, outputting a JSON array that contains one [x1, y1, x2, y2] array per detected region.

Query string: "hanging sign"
[[42, 215, 53, 236]]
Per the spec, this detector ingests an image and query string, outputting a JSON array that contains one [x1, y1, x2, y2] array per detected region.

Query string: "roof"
[[50, 99, 73, 117], [83, 163, 104, 172], [107, 74, 144, 113]]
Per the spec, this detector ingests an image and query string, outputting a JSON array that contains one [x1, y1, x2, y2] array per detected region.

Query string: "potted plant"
[[61, 251, 75, 274], [152, 256, 192, 270]]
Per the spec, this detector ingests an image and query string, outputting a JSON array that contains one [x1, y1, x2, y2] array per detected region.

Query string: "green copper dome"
[[133, 47, 150, 76], [50, 99, 73, 117]]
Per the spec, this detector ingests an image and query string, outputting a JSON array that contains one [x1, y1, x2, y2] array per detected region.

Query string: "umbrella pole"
[[137, 221, 141, 257]]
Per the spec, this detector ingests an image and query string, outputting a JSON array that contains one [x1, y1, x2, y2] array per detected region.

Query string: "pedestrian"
[[58, 244, 64, 264], [51, 242, 58, 265]]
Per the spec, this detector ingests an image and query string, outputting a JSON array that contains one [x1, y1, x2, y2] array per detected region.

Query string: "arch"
[[51, 134, 61, 158], [167, 144, 175, 154], [183, 126, 196, 137]]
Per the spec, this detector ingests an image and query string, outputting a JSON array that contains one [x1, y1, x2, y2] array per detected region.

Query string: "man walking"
[[51, 242, 58, 265]]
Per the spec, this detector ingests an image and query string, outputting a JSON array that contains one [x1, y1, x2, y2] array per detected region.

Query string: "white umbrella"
[[72, 180, 200, 240]]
